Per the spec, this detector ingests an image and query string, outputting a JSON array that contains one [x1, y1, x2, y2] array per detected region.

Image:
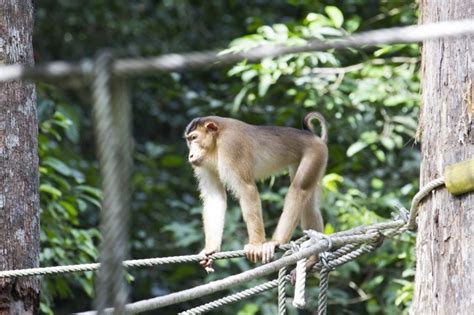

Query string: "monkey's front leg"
[[238, 183, 269, 263], [197, 168, 227, 272]]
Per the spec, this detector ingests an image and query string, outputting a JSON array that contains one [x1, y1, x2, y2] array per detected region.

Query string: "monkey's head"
[[184, 118, 219, 167]]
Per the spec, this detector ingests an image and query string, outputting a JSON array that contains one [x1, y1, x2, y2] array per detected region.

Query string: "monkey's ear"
[[204, 121, 218, 132]]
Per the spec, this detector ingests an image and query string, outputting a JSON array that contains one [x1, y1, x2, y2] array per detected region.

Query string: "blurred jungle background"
[[35, 1, 420, 314]]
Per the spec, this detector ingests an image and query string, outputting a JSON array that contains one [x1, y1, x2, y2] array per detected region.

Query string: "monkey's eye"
[[191, 135, 197, 140]]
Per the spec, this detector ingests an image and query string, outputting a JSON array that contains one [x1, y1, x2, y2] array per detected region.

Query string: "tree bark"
[[0, 1, 40, 314], [413, 1, 473, 314]]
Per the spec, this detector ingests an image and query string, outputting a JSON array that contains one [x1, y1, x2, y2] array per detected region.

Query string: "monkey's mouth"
[[189, 157, 203, 166]]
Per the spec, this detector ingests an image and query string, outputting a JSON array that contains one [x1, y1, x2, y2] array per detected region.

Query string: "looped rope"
[[407, 177, 445, 230]]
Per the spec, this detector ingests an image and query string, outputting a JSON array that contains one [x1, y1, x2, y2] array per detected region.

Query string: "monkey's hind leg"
[[300, 186, 324, 232]]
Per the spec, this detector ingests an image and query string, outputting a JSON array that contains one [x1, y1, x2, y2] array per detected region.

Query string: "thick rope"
[[177, 229, 393, 315], [178, 278, 285, 315], [0, 246, 306, 279], [0, 205, 416, 314], [316, 229, 401, 315], [407, 177, 445, 229], [276, 242, 307, 315], [277, 265, 288, 315], [0, 222, 398, 279], [91, 52, 131, 314], [0, 219, 404, 280], [76, 232, 380, 314], [292, 232, 332, 309], [292, 243, 307, 309], [317, 267, 331, 315], [1, 20, 473, 83]]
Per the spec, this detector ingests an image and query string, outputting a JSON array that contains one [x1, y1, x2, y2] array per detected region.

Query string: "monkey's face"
[[186, 127, 216, 167]]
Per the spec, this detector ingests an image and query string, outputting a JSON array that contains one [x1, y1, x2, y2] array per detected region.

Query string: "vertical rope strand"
[[317, 267, 330, 315], [277, 266, 288, 315], [91, 51, 132, 314], [292, 257, 307, 308]]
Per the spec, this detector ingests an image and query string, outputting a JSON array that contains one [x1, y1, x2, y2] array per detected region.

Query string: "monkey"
[[185, 112, 328, 272]]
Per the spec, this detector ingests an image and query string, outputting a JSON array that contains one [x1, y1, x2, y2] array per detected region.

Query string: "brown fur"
[[185, 112, 328, 269]]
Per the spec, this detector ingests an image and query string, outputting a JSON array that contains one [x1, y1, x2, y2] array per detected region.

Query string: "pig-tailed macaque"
[[185, 112, 328, 272]]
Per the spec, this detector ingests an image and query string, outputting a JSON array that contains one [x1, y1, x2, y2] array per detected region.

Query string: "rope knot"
[[318, 252, 334, 271], [304, 230, 333, 251]]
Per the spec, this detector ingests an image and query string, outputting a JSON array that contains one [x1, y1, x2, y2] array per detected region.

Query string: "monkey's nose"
[[189, 154, 201, 166]]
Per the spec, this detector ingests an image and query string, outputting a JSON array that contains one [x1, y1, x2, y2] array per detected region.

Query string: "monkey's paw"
[[244, 241, 279, 264], [198, 248, 218, 273], [244, 243, 262, 263], [261, 241, 279, 263]]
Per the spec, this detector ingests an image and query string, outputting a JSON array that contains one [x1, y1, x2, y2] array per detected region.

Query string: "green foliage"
[[38, 98, 101, 314]]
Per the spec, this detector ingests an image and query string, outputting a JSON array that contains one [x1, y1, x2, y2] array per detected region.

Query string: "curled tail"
[[303, 112, 328, 143]]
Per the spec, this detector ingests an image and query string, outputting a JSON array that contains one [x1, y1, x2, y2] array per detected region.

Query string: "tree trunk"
[[413, 1, 473, 314], [0, 1, 40, 314]]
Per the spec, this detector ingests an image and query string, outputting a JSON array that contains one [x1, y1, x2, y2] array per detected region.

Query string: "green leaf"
[[374, 149, 386, 162], [392, 115, 418, 130], [347, 141, 368, 157], [40, 184, 62, 199], [79, 195, 102, 209], [59, 201, 78, 217], [258, 73, 273, 97], [323, 173, 344, 192], [238, 303, 259, 315], [42, 157, 72, 176], [241, 69, 258, 82], [325, 6, 344, 28], [76, 185, 102, 199], [77, 199, 87, 212], [380, 136, 395, 150], [384, 94, 408, 106], [324, 223, 335, 234], [232, 86, 250, 113], [371, 178, 384, 189]]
